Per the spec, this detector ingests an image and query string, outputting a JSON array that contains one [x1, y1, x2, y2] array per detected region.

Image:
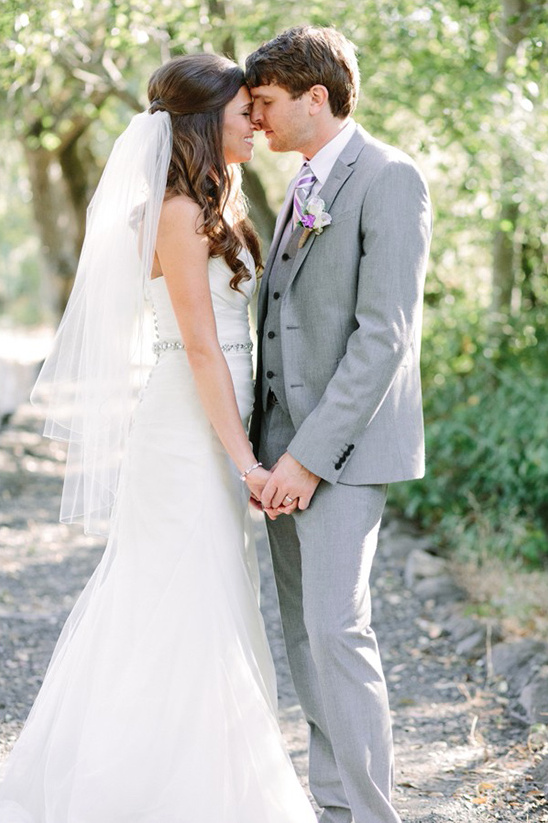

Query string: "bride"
[[0, 54, 316, 822]]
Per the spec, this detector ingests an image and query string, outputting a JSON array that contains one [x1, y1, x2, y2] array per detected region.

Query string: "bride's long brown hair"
[[148, 54, 262, 291]]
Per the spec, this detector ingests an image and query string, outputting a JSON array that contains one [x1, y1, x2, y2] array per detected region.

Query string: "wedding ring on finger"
[[283, 495, 294, 504]]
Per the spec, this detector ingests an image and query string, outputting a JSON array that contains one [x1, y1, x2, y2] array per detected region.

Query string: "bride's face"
[[223, 86, 255, 165]]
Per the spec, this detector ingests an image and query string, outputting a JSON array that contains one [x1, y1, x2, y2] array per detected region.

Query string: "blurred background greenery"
[[1, 0, 547, 565]]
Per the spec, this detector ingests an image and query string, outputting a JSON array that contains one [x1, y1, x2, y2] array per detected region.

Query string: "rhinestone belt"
[[153, 340, 253, 355]]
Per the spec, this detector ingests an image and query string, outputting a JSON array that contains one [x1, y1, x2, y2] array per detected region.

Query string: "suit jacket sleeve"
[[286, 158, 432, 483]]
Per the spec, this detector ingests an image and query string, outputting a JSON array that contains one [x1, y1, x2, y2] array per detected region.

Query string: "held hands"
[[244, 466, 274, 505], [244, 454, 321, 519], [260, 453, 321, 520], [245, 466, 299, 518]]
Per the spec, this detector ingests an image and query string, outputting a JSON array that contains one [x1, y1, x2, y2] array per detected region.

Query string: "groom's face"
[[249, 84, 314, 153]]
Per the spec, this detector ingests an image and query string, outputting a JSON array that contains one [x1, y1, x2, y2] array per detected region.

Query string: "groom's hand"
[[261, 453, 321, 512], [263, 496, 299, 521]]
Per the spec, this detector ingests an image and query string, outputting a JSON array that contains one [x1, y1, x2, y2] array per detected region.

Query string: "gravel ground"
[[1, 402, 547, 821]]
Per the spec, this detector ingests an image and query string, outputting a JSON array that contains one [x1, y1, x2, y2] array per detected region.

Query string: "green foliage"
[[0, 0, 547, 566], [0, 138, 44, 325], [392, 298, 548, 565], [2, 0, 548, 305]]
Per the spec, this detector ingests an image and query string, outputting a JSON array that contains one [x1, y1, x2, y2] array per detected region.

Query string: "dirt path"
[[1, 403, 547, 821]]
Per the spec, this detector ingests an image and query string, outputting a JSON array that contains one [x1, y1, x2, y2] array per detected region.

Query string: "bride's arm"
[[155, 195, 269, 497]]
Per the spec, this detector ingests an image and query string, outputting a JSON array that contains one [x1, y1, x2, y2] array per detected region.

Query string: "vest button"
[[267, 331, 275, 339], [266, 370, 275, 379], [273, 291, 280, 300], [281, 253, 290, 261]]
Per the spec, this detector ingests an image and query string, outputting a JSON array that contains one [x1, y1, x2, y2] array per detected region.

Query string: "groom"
[[246, 26, 431, 823]]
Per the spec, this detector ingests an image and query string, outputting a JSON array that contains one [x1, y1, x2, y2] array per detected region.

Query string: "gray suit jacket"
[[250, 125, 432, 485]]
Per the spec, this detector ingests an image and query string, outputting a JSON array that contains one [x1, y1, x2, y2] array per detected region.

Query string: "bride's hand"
[[245, 468, 299, 518], [244, 466, 273, 504]]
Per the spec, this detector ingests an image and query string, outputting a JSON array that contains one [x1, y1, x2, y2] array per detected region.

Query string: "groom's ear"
[[308, 85, 330, 115]]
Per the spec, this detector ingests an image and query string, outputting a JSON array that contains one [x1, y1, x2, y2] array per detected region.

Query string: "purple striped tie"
[[292, 164, 317, 228]]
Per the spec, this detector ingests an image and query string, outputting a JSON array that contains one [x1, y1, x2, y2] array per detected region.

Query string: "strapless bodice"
[[149, 251, 256, 349]]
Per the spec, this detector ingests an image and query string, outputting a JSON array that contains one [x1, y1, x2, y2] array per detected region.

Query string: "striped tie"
[[292, 164, 317, 228]]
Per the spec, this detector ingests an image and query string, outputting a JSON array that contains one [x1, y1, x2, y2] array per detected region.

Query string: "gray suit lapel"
[[270, 185, 295, 256], [284, 129, 367, 288], [258, 128, 368, 321]]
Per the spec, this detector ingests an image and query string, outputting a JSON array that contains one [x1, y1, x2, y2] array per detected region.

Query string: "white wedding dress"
[[0, 253, 316, 823]]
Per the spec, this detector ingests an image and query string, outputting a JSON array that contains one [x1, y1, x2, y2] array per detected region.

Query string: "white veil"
[[31, 110, 172, 536]]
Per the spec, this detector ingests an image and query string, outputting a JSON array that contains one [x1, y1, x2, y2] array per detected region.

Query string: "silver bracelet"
[[240, 461, 262, 482]]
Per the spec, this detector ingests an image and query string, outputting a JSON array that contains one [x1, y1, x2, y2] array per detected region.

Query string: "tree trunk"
[[491, 0, 531, 315], [242, 165, 277, 248], [492, 200, 519, 314], [496, 0, 530, 73], [24, 145, 79, 315], [207, 0, 237, 59], [59, 136, 97, 258]]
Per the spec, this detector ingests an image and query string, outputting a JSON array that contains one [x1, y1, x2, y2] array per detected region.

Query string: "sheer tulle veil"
[[31, 110, 172, 536]]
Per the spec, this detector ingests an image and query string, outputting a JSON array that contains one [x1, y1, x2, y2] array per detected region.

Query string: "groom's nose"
[[250, 102, 263, 129]]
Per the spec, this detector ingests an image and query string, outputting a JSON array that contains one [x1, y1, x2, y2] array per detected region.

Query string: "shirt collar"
[[306, 120, 357, 187]]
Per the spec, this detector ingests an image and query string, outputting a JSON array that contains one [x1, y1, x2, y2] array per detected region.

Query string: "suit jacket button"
[[273, 291, 280, 300], [267, 331, 275, 339], [281, 253, 290, 261], [334, 461, 342, 470], [266, 370, 275, 379]]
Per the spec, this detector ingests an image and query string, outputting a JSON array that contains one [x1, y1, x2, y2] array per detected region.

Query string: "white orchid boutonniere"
[[297, 196, 332, 248]]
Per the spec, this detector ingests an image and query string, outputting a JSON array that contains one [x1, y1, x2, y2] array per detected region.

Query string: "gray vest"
[[261, 223, 302, 412]]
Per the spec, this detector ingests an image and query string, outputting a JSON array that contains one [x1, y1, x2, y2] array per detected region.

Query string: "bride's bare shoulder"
[[160, 194, 204, 235]]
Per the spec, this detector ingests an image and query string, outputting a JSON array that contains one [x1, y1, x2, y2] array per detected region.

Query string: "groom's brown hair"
[[245, 26, 360, 119]]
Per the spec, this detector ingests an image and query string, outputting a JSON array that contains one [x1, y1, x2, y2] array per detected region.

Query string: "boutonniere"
[[297, 196, 332, 248]]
